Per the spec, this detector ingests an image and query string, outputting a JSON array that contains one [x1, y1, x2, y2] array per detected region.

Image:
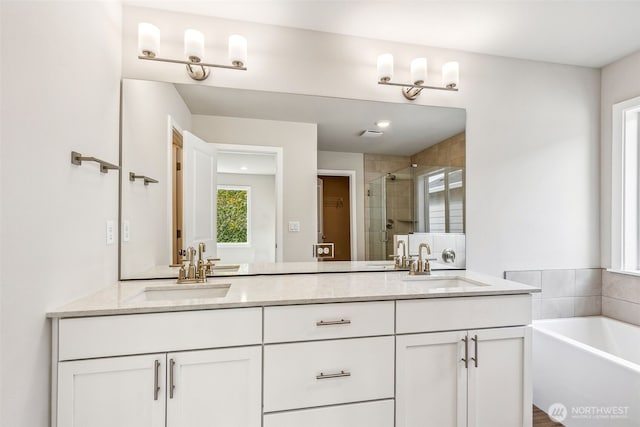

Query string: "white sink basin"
[[212, 264, 240, 271], [365, 263, 397, 270], [401, 276, 488, 288], [128, 283, 231, 302]]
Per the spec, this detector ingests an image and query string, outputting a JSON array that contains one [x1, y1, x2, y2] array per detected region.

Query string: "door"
[[318, 175, 351, 260], [172, 128, 184, 264], [396, 331, 468, 427], [166, 346, 262, 427], [182, 131, 217, 259], [57, 354, 166, 427], [467, 327, 531, 427]]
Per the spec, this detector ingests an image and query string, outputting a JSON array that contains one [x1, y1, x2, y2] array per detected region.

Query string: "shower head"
[[387, 173, 396, 181]]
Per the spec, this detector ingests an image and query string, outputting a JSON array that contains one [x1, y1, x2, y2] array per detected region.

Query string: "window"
[[612, 96, 640, 273], [217, 186, 251, 245]]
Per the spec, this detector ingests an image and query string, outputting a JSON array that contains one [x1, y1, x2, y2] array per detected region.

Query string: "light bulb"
[[184, 29, 205, 62], [442, 61, 459, 89], [228, 35, 247, 67], [377, 54, 394, 82], [411, 58, 427, 85], [138, 23, 160, 58]]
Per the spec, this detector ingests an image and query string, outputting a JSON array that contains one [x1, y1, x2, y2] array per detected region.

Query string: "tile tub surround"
[[603, 270, 640, 326], [505, 269, 602, 319]]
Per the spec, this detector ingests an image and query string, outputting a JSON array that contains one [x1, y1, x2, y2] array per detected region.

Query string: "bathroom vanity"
[[48, 270, 538, 427]]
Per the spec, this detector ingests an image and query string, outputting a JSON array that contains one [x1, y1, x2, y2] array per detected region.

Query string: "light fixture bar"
[[378, 81, 458, 92], [378, 80, 458, 101], [138, 55, 246, 81], [137, 55, 247, 70]]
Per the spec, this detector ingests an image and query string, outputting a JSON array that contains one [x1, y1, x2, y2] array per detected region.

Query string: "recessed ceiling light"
[[240, 166, 248, 171], [376, 120, 391, 128]]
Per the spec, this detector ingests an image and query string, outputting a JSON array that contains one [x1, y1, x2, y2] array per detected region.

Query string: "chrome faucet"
[[409, 243, 431, 275]]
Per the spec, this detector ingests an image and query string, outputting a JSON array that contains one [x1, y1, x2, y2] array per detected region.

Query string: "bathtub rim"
[[533, 315, 640, 375]]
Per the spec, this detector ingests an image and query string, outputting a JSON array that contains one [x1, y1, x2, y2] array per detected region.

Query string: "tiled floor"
[[533, 405, 564, 426]]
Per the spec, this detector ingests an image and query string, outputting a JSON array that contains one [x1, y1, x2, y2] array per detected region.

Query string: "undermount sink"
[[211, 264, 240, 271], [401, 276, 488, 288], [365, 262, 397, 270], [128, 283, 231, 302]]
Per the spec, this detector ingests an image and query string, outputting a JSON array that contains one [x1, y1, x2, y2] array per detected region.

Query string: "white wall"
[[120, 79, 191, 277], [0, 2, 122, 426], [122, 5, 601, 277], [192, 115, 317, 262], [217, 173, 276, 263], [600, 50, 640, 267], [317, 151, 365, 261]]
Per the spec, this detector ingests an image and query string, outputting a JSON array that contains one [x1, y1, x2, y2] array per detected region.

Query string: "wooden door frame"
[[317, 169, 358, 260], [167, 116, 184, 264]]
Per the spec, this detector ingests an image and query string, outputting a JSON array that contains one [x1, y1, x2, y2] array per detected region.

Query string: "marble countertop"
[[47, 270, 540, 318]]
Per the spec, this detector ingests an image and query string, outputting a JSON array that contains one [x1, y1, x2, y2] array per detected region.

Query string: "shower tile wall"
[[505, 269, 602, 320], [410, 131, 466, 167], [602, 271, 640, 326], [364, 154, 410, 260]]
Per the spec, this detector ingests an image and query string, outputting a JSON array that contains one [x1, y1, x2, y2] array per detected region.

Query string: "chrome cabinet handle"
[[316, 319, 351, 326], [153, 360, 160, 401], [169, 358, 175, 399], [316, 370, 351, 380], [461, 336, 469, 368], [471, 335, 478, 367]]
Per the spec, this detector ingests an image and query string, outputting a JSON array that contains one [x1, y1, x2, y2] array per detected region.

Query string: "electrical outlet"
[[313, 243, 334, 259], [123, 220, 130, 242], [106, 220, 115, 245]]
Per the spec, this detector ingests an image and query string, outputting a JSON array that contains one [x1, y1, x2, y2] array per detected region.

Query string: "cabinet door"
[[166, 346, 261, 427], [467, 327, 531, 427], [57, 354, 166, 427], [396, 331, 468, 427]]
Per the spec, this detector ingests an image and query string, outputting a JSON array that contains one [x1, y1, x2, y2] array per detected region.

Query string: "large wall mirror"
[[120, 79, 466, 279]]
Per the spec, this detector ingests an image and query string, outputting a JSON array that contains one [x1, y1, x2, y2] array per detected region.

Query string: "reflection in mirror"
[[120, 79, 466, 279]]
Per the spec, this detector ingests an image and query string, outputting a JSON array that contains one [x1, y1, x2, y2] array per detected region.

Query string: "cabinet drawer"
[[58, 308, 262, 360], [396, 295, 531, 334], [263, 336, 394, 412], [263, 400, 394, 427], [263, 301, 394, 343]]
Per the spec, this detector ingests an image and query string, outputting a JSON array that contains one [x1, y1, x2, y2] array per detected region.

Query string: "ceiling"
[[218, 151, 277, 175], [125, 1, 640, 68], [175, 84, 466, 156]]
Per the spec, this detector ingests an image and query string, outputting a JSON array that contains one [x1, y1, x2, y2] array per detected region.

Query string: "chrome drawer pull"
[[316, 319, 351, 326], [316, 370, 351, 380]]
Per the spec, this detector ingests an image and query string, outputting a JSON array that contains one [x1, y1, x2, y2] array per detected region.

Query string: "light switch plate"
[[106, 220, 115, 245], [123, 220, 130, 242], [288, 221, 300, 232]]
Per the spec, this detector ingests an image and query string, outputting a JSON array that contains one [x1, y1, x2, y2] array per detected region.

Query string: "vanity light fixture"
[[137, 22, 247, 81], [377, 54, 459, 100]]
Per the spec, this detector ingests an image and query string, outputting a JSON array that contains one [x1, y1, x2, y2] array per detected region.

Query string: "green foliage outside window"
[[217, 189, 248, 243]]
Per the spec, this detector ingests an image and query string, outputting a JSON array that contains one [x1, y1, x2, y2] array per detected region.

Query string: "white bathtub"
[[533, 316, 640, 426]]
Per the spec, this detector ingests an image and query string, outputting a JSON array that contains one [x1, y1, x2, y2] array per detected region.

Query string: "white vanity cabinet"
[[57, 353, 166, 427], [51, 283, 535, 427], [395, 296, 532, 427], [53, 308, 262, 427], [263, 301, 396, 426]]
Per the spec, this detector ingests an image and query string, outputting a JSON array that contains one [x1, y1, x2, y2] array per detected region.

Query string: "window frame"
[[611, 95, 640, 275], [216, 185, 252, 247]]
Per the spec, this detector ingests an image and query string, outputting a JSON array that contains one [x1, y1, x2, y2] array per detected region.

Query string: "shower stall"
[[367, 165, 465, 261]]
